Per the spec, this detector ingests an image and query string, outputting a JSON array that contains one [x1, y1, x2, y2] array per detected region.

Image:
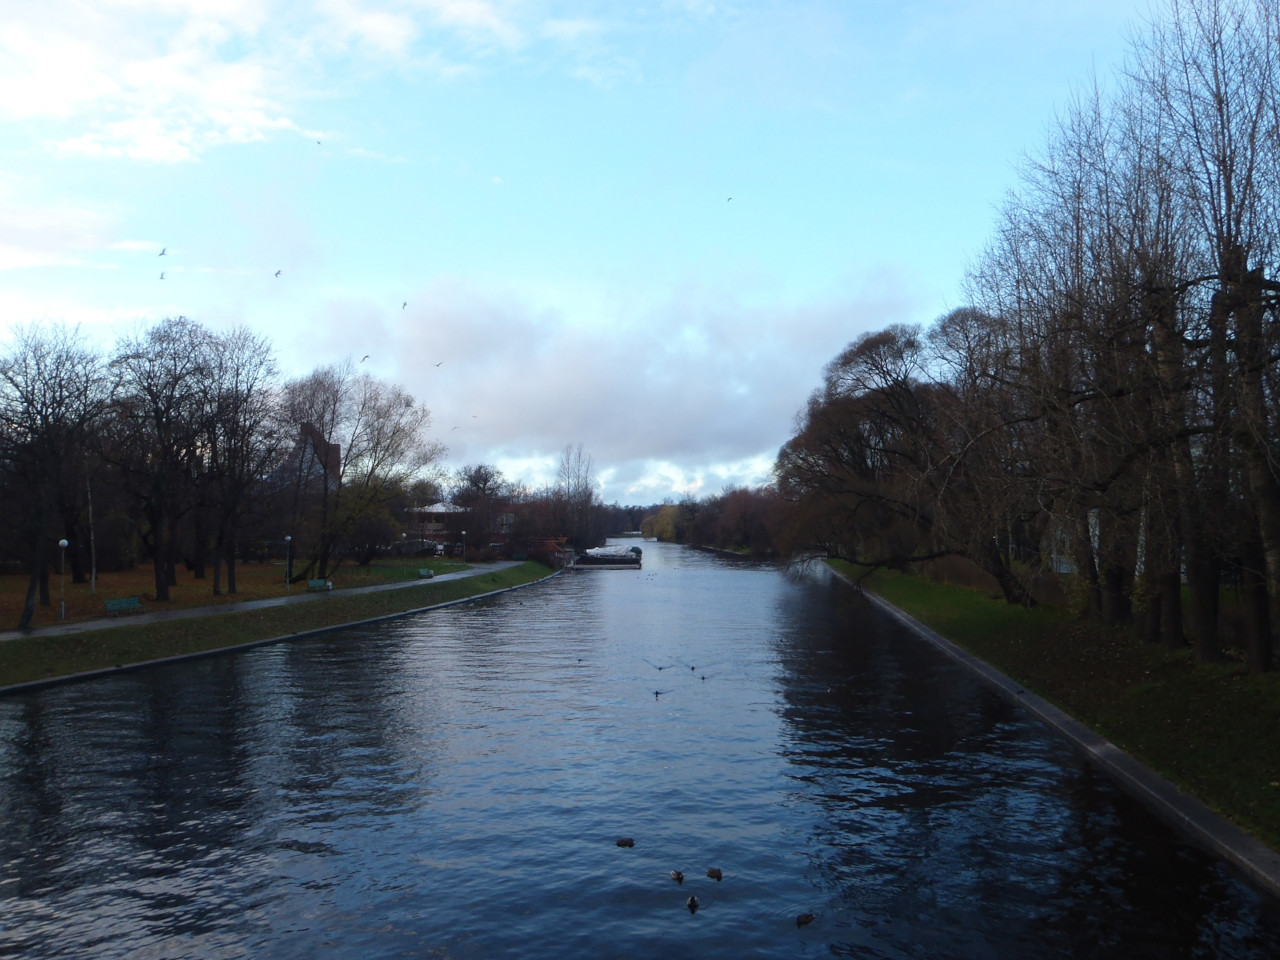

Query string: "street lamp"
[[58, 539, 68, 620], [284, 536, 292, 593], [401, 532, 407, 579], [461, 530, 466, 562]]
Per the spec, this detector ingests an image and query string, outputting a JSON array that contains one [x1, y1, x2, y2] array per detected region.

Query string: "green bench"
[[307, 579, 332, 591], [104, 596, 143, 615], [417, 568, 434, 579]]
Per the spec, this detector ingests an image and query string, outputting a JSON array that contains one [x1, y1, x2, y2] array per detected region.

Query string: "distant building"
[[290, 422, 342, 485], [410, 502, 469, 538]]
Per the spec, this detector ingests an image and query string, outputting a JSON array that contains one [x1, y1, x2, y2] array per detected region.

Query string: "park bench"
[[104, 596, 143, 615], [417, 568, 434, 579], [307, 579, 332, 591]]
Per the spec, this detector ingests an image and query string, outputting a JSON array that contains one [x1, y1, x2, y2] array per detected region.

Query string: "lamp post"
[[401, 532, 407, 579], [461, 530, 466, 563], [284, 536, 292, 593], [58, 539, 68, 620]]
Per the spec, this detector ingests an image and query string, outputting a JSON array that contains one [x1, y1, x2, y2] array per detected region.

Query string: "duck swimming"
[[616, 838, 635, 848], [670, 870, 684, 884], [686, 896, 699, 913], [706, 868, 723, 881]]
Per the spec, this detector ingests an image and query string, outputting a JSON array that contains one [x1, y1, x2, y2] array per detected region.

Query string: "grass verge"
[[832, 560, 1280, 853], [0, 562, 553, 690], [0, 559, 470, 629]]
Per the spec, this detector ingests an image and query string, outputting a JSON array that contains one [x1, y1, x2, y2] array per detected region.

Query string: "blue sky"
[[1, 0, 1152, 503]]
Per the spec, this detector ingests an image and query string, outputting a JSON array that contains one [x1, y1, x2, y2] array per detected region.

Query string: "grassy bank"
[[0, 562, 553, 690], [834, 561, 1280, 852]]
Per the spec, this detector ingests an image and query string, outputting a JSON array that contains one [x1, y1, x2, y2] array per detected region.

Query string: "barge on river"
[[573, 545, 642, 569]]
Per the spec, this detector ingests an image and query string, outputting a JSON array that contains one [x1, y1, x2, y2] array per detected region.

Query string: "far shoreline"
[[0, 562, 558, 695]]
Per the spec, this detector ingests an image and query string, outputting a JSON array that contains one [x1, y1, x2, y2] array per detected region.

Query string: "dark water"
[[2, 542, 1280, 959]]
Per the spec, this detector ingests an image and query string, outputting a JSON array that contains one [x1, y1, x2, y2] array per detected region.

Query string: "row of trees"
[[443, 448, 649, 558], [0, 320, 656, 628], [641, 487, 782, 557], [0, 318, 439, 628], [776, 0, 1280, 671]]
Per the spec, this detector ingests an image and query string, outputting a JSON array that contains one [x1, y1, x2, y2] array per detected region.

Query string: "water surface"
[[2, 542, 1279, 958]]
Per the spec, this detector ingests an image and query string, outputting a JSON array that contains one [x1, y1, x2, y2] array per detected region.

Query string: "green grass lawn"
[[0, 562, 554, 690], [833, 560, 1280, 852]]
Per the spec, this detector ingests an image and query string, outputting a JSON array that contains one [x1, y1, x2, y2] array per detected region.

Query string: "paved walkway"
[[0, 562, 523, 644]]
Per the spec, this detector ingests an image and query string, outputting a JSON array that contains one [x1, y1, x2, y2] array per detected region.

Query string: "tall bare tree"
[[0, 325, 113, 628], [557, 443, 599, 549], [281, 360, 442, 578], [106, 318, 214, 602]]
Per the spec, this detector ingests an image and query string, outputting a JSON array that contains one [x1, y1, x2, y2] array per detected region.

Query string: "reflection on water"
[[2, 542, 1279, 958]]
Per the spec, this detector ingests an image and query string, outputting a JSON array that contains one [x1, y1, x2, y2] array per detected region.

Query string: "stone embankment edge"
[[0, 570, 564, 699], [847, 580, 1280, 900]]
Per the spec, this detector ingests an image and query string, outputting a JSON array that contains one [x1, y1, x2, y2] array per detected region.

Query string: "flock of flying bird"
[[151, 244, 475, 423], [159, 246, 310, 289]]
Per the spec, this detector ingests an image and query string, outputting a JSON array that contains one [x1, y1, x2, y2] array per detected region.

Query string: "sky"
[[0, 0, 1155, 504]]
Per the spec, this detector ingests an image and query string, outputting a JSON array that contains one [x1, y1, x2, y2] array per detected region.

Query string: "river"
[[2, 541, 1279, 958]]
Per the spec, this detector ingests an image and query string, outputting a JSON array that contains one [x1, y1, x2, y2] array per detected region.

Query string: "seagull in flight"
[[434, 361, 444, 367], [361, 355, 370, 363], [274, 269, 281, 278], [159, 271, 165, 280], [158, 247, 166, 256], [402, 301, 407, 309]]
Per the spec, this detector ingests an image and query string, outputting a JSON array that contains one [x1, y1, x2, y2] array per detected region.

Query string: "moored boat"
[[573, 545, 642, 569]]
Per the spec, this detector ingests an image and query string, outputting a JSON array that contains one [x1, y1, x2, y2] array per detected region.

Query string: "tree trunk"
[[1072, 511, 1102, 619], [1231, 266, 1279, 670], [1160, 572, 1184, 648], [1150, 303, 1217, 656], [1239, 512, 1273, 673], [979, 536, 1035, 606], [211, 546, 223, 596], [226, 537, 238, 595], [150, 507, 171, 602], [17, 497, 54, 630]]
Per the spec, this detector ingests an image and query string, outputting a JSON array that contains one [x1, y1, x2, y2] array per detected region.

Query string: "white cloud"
[[0, 180, 116, 270], [346, 267, 916, 503], [415, 0, 524, 49], [0, 20, 122, 119], [541, 17, 604, 43], [0, 0, 604, 164], [0, 2, 300, 162], [317, 0, 420, 56]]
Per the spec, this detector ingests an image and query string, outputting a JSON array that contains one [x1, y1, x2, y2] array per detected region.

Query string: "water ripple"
[[2, 543, 1280, 958]]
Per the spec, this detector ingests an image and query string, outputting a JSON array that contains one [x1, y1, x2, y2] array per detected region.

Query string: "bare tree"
[[0, 325, 113, 628], [200, 326, 282, 595], [106, 318, 214, 603], [557, 443, 599, 549], [281, 360, 442, 578], [1133, 0, 1280, 665]]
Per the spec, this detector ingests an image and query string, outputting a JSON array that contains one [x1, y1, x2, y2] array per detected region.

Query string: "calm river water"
[[3, 541, 1280, 958]]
